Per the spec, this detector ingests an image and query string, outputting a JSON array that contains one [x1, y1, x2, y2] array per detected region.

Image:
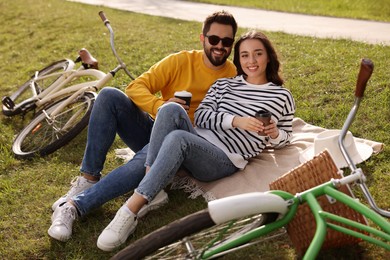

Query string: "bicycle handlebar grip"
[[99, 11, 109, 24], [355, 58, 374, 98]]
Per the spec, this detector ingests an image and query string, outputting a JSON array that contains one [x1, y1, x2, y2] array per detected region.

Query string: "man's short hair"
[[202, 10, 238, 38]]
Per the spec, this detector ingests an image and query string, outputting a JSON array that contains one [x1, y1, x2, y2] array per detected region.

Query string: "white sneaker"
[[51, 176, 97, 211], [137, 190, 169, 218], [97, 206, 138, 251], [48, 202, 77, 242]]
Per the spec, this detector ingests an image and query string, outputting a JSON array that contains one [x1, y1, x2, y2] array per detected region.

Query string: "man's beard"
[[205, 47, 230, 67]]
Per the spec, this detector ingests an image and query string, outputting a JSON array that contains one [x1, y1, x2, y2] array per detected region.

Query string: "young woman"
[[96, 30, 296, 251]]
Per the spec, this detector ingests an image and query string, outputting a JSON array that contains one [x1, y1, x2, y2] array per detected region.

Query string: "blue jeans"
[[73, 144, 149, 216], [80, 87, 154, 177], [136, 103, 238, 202], [72, 87, 154, 216]]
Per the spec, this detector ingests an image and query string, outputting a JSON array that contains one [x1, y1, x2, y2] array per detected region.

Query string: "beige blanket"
[[115, 118, 384, 201]]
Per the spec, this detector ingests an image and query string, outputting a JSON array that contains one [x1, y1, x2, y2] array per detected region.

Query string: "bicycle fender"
[[208, 192, 288, 224]]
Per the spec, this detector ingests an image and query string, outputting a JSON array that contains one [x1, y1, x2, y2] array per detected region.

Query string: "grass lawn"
[[0, 0, 389, 259], [187, 0, 390, 22]]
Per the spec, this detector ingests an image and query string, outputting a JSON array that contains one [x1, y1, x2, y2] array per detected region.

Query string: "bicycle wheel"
[[2, 59, 73, 116], [112, 209, 278, 260], [12, 91, 95, 158]]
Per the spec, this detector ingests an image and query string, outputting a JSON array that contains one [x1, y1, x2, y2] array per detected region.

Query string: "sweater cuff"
[[269, 129, 283, 144], [154, 100, 166, 115], [222, 114, 235, 130]]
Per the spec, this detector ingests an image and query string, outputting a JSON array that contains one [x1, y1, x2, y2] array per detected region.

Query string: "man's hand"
[[164, 97, 189, 110]]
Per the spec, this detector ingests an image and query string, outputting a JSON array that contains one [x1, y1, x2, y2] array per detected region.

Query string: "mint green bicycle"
[[111, 59, 389, 259]]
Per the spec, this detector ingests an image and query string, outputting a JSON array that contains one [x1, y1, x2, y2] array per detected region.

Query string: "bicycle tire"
[[12, 91, 95, 158], [2, 59, 73, 116], [112, 209, 278, 260]]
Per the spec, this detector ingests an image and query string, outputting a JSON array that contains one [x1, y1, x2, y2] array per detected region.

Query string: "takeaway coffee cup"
[[255, 110, 271, 136], [174, 91, 192, 107]]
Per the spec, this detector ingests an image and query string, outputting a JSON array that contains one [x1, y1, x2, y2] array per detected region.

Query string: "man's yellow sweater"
[[126, 50, 236, 122]]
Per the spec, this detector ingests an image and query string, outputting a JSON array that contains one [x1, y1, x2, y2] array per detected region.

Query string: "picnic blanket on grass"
[[115, 117, 384, 201]]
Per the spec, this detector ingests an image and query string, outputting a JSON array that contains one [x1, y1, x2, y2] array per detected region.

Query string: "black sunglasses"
[[205, 35, 234, 47]]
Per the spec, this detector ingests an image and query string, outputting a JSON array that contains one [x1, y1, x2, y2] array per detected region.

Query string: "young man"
[[48, 10, 238, 246]]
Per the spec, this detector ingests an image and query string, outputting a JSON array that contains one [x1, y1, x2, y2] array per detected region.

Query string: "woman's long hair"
[[233, 31, 284, 86]]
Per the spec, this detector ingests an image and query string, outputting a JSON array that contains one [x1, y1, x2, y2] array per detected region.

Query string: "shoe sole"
[[96, 220, 138, 251], [48, 227, 71, 242]]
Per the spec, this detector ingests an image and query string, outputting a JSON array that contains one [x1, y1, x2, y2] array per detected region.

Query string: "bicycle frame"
[[35, 67, 104, 107], [35, 69, 105, 105], [202, 173, 389, 259], [37, 69, 107, 117], [272, 174, 390, 259], [11, 60, 105, 116]]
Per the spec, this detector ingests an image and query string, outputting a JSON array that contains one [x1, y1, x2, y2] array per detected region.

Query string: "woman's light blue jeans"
[[72, 87, 154, 216], [136, 103, 238, 202]]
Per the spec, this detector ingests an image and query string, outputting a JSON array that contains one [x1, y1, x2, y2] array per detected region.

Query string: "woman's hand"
[[232, 116, 279, 139], [232, 116, 262, 132], [263, 119, 279, 139]]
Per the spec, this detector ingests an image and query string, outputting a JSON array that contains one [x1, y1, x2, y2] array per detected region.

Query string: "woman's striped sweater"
[[194, 75, 296, 169]]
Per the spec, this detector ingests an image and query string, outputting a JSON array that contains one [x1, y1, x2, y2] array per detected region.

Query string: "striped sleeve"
[[194, 79, 235, 131]]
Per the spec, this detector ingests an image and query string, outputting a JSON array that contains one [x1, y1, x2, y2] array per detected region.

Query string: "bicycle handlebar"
[[99, 11, 109, 25], [98, 11, 135, 80], [339, 58, 374, 171], [355, 58, 374, 98], [339, 58, 390, 217]]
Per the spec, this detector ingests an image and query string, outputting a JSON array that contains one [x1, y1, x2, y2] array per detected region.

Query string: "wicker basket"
[[269, 150, 367, 255]]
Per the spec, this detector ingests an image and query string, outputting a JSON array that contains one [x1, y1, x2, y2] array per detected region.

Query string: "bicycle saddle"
[[78, 48, 99, 69]]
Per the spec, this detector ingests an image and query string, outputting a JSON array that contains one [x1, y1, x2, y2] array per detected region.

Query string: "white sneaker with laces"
[[51, 176, 97, 211], [48, 202, 77, 242], [97, 206, 138, 251], [137, 190, 169, 218]]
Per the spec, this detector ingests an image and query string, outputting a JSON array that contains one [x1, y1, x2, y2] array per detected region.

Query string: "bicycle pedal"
[[2, 96, 15, 109]]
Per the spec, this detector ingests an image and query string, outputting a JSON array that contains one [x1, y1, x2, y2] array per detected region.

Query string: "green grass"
[[187, 0, 390, 22], [1, 0, 389, 259]]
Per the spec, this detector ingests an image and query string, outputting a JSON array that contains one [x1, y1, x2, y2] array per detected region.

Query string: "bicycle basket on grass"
[[269, 150, 367, 255]]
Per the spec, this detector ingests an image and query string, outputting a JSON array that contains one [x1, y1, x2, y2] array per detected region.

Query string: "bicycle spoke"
[[144, 214, 266, 259]]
